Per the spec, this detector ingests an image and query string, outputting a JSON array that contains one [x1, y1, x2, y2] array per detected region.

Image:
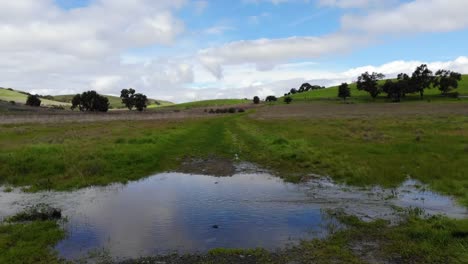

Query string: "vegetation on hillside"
[[0, 88, 70, 107], [287, 74, 468, 103], [71, 90, 110, 112]]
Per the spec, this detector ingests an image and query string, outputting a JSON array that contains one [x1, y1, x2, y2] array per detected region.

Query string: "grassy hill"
[[0, 88, 71, 107], [52, 94, 173, 109], [287, 74, 468, 102], [167, 99, 250, 109]]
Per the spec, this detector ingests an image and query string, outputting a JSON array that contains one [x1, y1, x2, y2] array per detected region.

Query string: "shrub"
[[228, 107, 236, 113], [284, 96, 293, 104], [71, 91, 109, 112], [209, 109, 215, 114], [9, 101, 16, 105], [238, 108, 245, 113], [7, 204, 61, 222], [253, 96, 260, 104], [26, 95, 41, 107]]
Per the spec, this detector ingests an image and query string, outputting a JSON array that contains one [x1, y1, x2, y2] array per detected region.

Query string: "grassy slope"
[[0, 112, 467, 206], [288, 74, 468, 102], [166, 99, 250, 109], [53, 94, 173, 109], [0, 88, 70, 106], [0, 220, 65, 264]]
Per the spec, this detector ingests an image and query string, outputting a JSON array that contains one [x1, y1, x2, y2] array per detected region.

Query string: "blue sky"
[[1, 0, 467, 102]]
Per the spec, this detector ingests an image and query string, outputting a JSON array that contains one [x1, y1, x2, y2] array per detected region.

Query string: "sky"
[[1, 0, 468, 102]]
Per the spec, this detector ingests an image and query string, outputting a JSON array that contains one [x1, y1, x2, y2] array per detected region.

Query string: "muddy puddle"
[[0, 167, 466, 260]]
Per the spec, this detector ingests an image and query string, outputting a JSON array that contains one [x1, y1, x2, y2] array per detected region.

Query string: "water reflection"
[[0, 171, 466, 260]]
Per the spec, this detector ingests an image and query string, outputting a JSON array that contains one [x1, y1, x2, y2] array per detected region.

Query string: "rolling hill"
[[0, 88, 71, 106], [167, 99, 250, 109], [287, 74, 468, 102]]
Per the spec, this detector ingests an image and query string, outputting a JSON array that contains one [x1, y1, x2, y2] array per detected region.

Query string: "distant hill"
[[0, 88, 71, 106], [53, 94, 173, 109], [286, 74, 468, 102], [168, 99, 250, 109]]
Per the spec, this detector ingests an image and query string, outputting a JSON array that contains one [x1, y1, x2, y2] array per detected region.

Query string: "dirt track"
[[1, 102, 467, 124], [252, 102, 468, 119], [0, 110, 210, 124]]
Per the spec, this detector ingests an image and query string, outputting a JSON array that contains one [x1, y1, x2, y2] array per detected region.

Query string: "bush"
[[284, 96, 293, 104], [7, 204, 61, 222], [71, 91, 109, 112], [238, 108, 245, 113], [9, 101, 16, 105], [209, 109, 215, 114], [228, 107, 236, 113], [253, 96, 260, 104], [26, 95, 41, 107]]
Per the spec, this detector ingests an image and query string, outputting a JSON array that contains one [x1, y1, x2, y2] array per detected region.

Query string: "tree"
[[26, 95, 41, 107], [357, 72, 385, 99], [71, 91, 109, 112], [338, 83, 351, 101], [120, 88, 136, 110], [397, 73, 411, 98], [133, 93, 148, 112], [299, 83, 312, 92], [265, 95, 278, 102], [290, 88, 298, 94], [411, 64, 433, 99], [284, 96, 293, 104], [433, 70, 462, 95], [253, 96, 260, 104]]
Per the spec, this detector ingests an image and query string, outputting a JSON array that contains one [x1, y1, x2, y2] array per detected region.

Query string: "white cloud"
[[198, 34, 369, 78], [318, 0, 390, 8], [189, 56, 468, 101], [193, 0, 209, 14], [203, 26, 235, 35], [342, 0, 468, 34]]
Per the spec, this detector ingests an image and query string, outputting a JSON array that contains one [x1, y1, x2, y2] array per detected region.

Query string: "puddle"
[[0, 170, 466, 261]]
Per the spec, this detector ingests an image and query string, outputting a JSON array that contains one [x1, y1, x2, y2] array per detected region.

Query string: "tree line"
[[339, 64, 462, 102], [68, 88, 149, 112], [285, 83, 325, 96]]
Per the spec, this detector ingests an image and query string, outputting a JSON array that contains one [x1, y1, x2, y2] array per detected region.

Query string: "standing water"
[[0, 169, 466, 260]]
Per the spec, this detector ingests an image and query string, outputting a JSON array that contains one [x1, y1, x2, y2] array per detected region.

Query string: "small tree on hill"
[[284, 96, 292, 104], [253, 96, 260, 104], [433, 70, 462, 95], [71, 91, 109, 112], [357, 72, 385, 99], [26, 95, 41, 107], [397, 73, 411, 98], [265, 95, 278, 102], [120, 88, 136, 110], [134, 93, 148, 112], [290, 88, 298, 94], [411, 64, 433, 99], [338, 83, 351, 101]]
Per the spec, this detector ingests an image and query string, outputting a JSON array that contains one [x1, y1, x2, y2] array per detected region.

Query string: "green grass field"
[[287, 74, 468, 103], [52, 94, 173, 109], [1, 111, 467, 206], [0, 88, 70, 107], [165, 99, 250, 109]]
